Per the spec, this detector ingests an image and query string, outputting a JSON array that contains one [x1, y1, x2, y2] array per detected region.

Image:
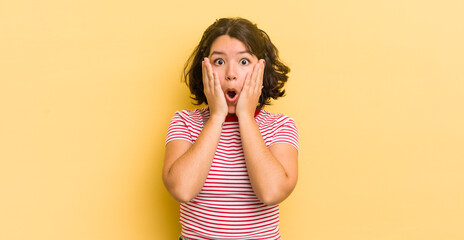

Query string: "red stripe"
[[166, 108, 297, 239]]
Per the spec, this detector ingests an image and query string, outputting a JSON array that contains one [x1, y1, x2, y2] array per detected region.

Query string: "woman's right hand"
[[202, 57, 228, 120]]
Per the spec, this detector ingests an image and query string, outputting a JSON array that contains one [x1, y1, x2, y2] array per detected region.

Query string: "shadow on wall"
[[157, 187, 181, 235], [152, 74, 201, 236], [143, 138, 181, 236]]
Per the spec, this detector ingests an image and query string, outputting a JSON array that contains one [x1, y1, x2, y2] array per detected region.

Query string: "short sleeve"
[[165, 111, 194, 145], [271, 117, 299, 151]]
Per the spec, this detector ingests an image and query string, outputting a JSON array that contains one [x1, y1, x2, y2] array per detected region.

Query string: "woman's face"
[[208, 35, 259, 114]]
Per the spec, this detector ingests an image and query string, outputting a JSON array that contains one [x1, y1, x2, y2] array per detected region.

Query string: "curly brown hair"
[[183, 17, 290, 108]]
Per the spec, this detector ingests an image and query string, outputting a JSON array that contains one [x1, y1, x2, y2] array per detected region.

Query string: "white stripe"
[[166, 108, 297, 239]]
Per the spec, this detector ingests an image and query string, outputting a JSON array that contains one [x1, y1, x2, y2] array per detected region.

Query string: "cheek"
[[219, 79, 227, 91], [211, 67, 225, 79], [239, 66, 254, 82]]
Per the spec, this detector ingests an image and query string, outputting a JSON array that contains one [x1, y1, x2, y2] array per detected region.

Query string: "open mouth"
[[225, 89, 238, 102], [227, 90, 237, 99]]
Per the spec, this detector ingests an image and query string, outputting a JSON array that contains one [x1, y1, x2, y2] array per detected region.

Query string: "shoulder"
[[258, 109, 299, 151], [256, 109, 297, 128], [171, 107, 210, 126]]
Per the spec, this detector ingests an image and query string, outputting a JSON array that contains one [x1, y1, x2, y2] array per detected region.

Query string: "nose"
[[225, 63, 237, 81]]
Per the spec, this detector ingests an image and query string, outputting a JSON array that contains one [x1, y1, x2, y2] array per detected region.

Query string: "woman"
[[163, 17, 298, 240]]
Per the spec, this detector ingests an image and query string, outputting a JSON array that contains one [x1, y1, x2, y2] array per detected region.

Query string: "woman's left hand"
[[236, 59, 265, 119]]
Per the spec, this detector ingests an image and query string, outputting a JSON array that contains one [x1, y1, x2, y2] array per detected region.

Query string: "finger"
[[213, 72, 221, 93], [249, 61, 260, 92], [244, 70, 250, 82], [202, 59, 212, 94], [203, 58, 212, 92], [242, 70, 252, 94], [251, 60, 264, 93], [257, 60, 265, 92], [202, 60, 207, 89], [205, 59, 215, 89]]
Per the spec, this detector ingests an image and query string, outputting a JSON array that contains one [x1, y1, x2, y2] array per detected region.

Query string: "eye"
[[239, 58, 250, 65], [214, 58, 225, 65]]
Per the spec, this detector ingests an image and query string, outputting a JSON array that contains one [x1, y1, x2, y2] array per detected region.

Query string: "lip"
[[224, 88, 239, 103]]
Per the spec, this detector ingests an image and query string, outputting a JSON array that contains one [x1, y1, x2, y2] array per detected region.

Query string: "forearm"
[[238, 115, 293, 205], [163, 116, 224, 202]]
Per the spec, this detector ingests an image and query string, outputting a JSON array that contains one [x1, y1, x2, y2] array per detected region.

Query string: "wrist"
[[236, 107, 257, 119], [208, 114, 225, 126], [208, 106, 227, 120], [237, 112, 255, 123]]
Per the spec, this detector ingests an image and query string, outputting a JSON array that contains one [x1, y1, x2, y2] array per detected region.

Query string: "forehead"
[[209, 35, 250, 55]]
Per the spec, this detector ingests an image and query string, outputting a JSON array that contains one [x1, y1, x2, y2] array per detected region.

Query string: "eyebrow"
[[210, 50, 253, 57]]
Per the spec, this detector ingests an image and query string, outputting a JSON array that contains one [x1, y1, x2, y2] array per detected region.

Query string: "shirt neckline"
[[224, 109, 262, 122]]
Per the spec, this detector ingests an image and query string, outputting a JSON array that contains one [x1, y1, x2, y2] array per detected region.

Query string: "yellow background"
[[1, 0, 463, 239]]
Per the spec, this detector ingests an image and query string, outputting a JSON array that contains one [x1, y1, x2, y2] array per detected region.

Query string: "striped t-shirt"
[[166, 107, 299, 240]]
